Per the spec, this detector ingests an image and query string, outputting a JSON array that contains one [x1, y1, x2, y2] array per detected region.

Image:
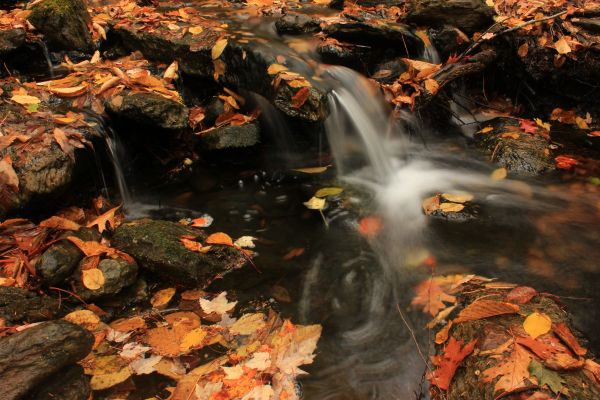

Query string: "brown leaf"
[[86, 205, 120, 234], [39, 216, 81, 231], [428, 337, 477, 390], [53, 128, 75, 160], [482, 343, 532, 394], [151, 288, 176, 309], [0, 155, 19, 191], [453, 300, 519, 323], [291, 87, 310, 109], [82, 268, 105, 290], [506, 286, 537, 304], [552, 323, 587, 357]]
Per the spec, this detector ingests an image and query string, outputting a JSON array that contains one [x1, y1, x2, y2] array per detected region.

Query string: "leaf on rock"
[[523, 312, 552, 339], [553, 323, 587, 356], [53, 128, 75, 160], [230, 313, 266, 336], [191, 214, 213, 227], [82, 268, 105, 290], [0, 155, 19, 191], [86, 205, 121, 233], [63, 309, 101, 331], [267, 63, 288, 75], [10, 94, 40, 105], [554, 37, 571, 54], [291, 87, 310, 109], [211, 38, 228, 60], [528, 359, 565, 394], [441, 192, 473, 203], [453, 300, 519, 323], [482, 343, 532, 395], [491, 167, 508, 181], [206, 232, 234, 246], [179, 237, 210, 253], [428, 337, 477, 390], [234, 236, 256, 249], [439, 202, 464, 212]]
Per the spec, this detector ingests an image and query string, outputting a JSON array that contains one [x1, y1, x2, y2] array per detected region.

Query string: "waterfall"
[[39, 41, 55, 79], [105, 131, 132, 206]]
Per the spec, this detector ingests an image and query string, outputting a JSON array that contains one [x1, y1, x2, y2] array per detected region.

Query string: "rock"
[[474, 118, 555, 175], [99, 277, 149, 308], [429, 25, 470, 62], [371, 58, 409, 84], [36, 228, 100, 287], [197, 122, 260, 150], [27, 0, 94, 53], [71, 258, 139, 301], [105, 92, 189, 130], [275, 13, 322, 35], [203, 96, 226, 126], [0, 28, 25, 56], [0, 286, 62, 324], [111, 220, 247, 286], [323, 21, 424, 53], [27, 365, 90, 400], [0, 320, 94, 400], [405, 0, 494, 34], [317, 38, 372, 72]]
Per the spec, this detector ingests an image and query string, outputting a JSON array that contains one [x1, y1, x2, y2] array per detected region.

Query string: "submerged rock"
[[111, 220, 247, 286], [27, 0, 94, 53], [36, 228, 100, 286], [71, 258, 139, 301], [0, 320, 93, 400], [27, 365, 90, 400], [474, 118, 555, 175], [276, 13, 322, 35], [405, 0, 494, 34], [105, 92, 189, 130], [197, 122, 260, 150], [0, 286, 62, 324]]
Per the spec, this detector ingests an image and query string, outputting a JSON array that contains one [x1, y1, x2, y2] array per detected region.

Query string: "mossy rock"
[[105, 92, 189, 130], [27, 0, 94, 53], [111, 220, 247, 286]]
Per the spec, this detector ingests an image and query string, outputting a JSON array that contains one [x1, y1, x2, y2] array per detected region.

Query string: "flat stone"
[[197, 122, 260, 150], [405, 0, 494, 34]]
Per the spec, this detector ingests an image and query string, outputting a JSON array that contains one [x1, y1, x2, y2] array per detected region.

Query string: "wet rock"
[[111, 220, 247, 286], [276, 13, 322, 35], [0, 28, 25, 56], [429, 25, 470, 62], [105, 92, 189, 130], [203, 96, 226, 126], [0, 286, 62, 324], [100, 277, 149, 308], [323, 21, 424, 54], [36, 228, 100, 287], [27, 365, 90, 400], [474, 118, 555, 175], [317, 39, 371, 72], [405, 0, 494, 34], [197, 122, 260, 150], [27, 0, 94, 53], [371, 58, 409, 84], [0, 320, 94, 400], [72, 258, 139, 301]]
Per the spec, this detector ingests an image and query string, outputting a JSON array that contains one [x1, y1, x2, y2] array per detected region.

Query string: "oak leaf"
[[86, 205, 120, 233]]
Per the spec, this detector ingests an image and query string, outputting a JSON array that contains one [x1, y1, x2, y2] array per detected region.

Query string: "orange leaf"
[[358, 216, 382, 238], [179, 237, 210, 253], [87, 205, 121, 234], [411, 279, 457, 316], [428, 337, 477, 390], [39, 216, 81, 231], [53, 128, 75, 160], [453, 300, 519, 323], [290, 87, 310, 109], [553, 323, 587, 357], [555, 155, 578, 170], [206, 232, 233, 246], [65, 236, 134, 264], [482, 343, 532, 394], [0, 155, 19, 191]]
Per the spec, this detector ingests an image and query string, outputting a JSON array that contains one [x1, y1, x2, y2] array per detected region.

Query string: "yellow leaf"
[[189, 26, 203, 35], [288, 79, 311, 88], [523, 312, 552, 339], [267, 63, 288, 75], [491, 167, 507, 181], [292, 166, 329, 174], [63, 309, 101, 331], [441, 192, 473, 203], [151, 288, 176, 309], [424, 79, 439, 95], [314, 187, 343, 198], [163, 61, 179, 81], [303, 196, 325, 210], [82, 268, 105, 290], [439, 202, 464, 212], [554, 37, 571, 55], [90, 367, 132, 390], [575, 116, 589, 130], [211, 38, 228, 60], [179, 327, 207, 352], [534, 118, 551, 131], [230, 313, 266, 335], [10, 94, 40, 105]]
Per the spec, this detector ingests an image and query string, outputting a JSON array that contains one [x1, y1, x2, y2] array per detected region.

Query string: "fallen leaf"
[[506, 286, 537, 304], [151, 288, 176, 309], [63, 309, 101, 331], [10, 94, 40, 105], [439, 202, 464, 212], [90, 367, 132, 390], [163, 61, 179, 81], [428, 337, 477, 390], [39, 216, 81, 231], [206, 232, 234, 246], [189, 26, 204, 35], [130, 355, 162, 375], [424, 79, 439, 95], [292, 166, 329, 174], [199, 292, 237, 315], [491, 167, 508, 181], [411, 279, 457, 316], [267, 64, 288, 75], [230, 313, 266, 335], [82, 268, 105, 290], [518, 43, 529, 57], [453, 300, 519, 323], [552, 323, 587, 356], [555, 155, 578, 170], [282, 247, 305, 261], [554, 37, 571, 54], [314, 187, 343, 198], [303, 196, 325, 210], [483, 343, 532, 394], [441, 192, 473, 203], [211, 38, 228, 59], [234, 236, 256, 248], [291, 87, 310, 109], [422, 195, 440, 215], [48, 84, 88, 97], [528, 359, 564, 394], [523, 312, 552, 339], [179, 237, 210, 253], [86, 205, 120, 233]]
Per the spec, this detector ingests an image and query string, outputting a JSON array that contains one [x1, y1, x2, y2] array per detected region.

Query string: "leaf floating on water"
[[303, 196, 325, 210], [314, 187, 343, 198], [439, 202, 464, 212], [428, 337, 477, 390], [441, 192, 473, 203], [491, 167, 508, 181], [211, 38, 228, 60], [82, 268, 105, 290], [453, 299, 519, 323], [206, 232, 233, 246], [523, 312, 552, 339]]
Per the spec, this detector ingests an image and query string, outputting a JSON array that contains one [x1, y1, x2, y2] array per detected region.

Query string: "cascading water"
[[105, 131, 132, 206], [39, 41, 55, 79]]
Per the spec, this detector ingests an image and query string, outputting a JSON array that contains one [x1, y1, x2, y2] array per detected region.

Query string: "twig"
[[48, 287, 87, 305], [396, 303, 431, 371], [500, 10, 568, 35]]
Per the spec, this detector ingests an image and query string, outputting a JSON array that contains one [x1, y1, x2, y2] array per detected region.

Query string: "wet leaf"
[[303, 196, 325, 210], [267, 63, 288, 75], [428, 337, 477, 390], [314, 187, 343, 198], [491, 167, 508, 181], [179, 237, 210, 253], [422, 195, 440, 215], [234, 235, 256, 248], [163, 61, 178, 81], [554, 37, 571, 54], [282, 247, 305, 261], [518, 43, 529, 57], [292, 166, 329, 174], [528, 359, 564, 394], [358, 216, 382, 238], [90, 367, 132, 390], [39, 216, 81, 231], [230, 313, 266, 335], [10, 94, 40, 105], [110, 316, 146, 332], [211, 38, 228, 59], [424, 79, 439, 95], [48, 84, 88, 97], [82, 268, 105, 290], [453, 300, 519, 323], [441, 192, 473, 203], [291, 87, 310, 108], [53, 128, 74, 159], [151, 287, 176, 309], [553, 323, 587, 356], [63, 309, 101, 331], [523, 312, 552, 339], [412, 279, 457, 316], [206, 232, 234, 246], [188, 26, 203, 35], [555, 155, 578, 170], [199, 292, 237, 315], [86, 205, 120, 233], [130, 355, 162, 375], [179, 327, 208, 352], [439, 202, 464, 212]]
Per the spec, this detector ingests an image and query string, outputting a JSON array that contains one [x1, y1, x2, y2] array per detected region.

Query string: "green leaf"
[[528, 359, 564, 394], [26, 103, 39, 113], [314, 187, 343, 198]]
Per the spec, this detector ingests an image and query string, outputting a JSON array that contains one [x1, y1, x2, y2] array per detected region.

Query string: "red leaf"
[[553, 323, 587, 356], [291, 87, 310, 109], [428, 337, 477, 390], [554, 155, 578, 170], [519, 119, 538, 134], [506, 286, 537, 304], [357, 216, 382, 238]]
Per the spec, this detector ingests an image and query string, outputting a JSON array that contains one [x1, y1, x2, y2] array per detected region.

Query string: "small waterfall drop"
[[105, 131, 132, 206], [39, 42, 55, 78]]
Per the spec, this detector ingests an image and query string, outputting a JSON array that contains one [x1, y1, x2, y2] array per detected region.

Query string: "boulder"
[[36, 228, 100, 287], [0, 28, 25, 56], [105, 92, 189, 130], [275, 13, 322, 35], [0, 286, 62, 324], [27, 365, 90, 400], [474, 118, 555, 175], [429, 25, 470, 62], [27, 0, 94, 53], [111, 220, 247, 286], [71, 258, 139, 301], [0, 320, 94, 400], [197, 122, 260, 150], [405, 0, 494, 34]]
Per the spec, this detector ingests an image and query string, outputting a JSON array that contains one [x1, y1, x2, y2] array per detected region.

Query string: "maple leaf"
[[411, 279, 457, 316], [199, 291, 237, 316], [555, 155, 578, 170], [428, 337, 477, 390], [483, 343, 532, 395]]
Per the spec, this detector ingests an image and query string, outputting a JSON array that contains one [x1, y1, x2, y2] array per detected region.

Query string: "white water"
[[106, 134, 132, 206]]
